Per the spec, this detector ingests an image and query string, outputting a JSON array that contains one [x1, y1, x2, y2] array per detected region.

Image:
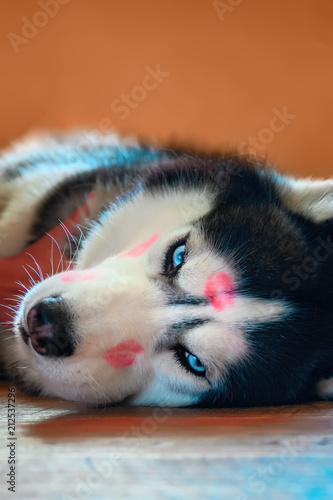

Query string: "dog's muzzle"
[[22, 296, 75, 357]]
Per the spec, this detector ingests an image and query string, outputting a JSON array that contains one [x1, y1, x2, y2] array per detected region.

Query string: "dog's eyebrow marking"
[[168, 318, 210, 334], [156, 318, 211, 350], [204, 272, 235, 311], [120, 233, 159, 258], [103, 340, 145, 368], [170, 296, 209, 306], [61, 270, 98, 282]]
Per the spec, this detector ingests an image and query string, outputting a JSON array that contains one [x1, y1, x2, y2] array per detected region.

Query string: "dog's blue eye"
[[174, 344, 206, 378], [172, 244, 186, 268], [163, 238, 188, 277], [185, 352, 206, 374]]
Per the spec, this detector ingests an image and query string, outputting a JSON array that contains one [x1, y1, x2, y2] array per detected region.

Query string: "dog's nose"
[[26, 296, 75, 357]]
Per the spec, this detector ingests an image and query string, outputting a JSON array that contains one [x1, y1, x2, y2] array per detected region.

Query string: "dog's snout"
[[26, 296, 75, 357]]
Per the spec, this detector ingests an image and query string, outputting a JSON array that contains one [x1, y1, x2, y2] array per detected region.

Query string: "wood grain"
[[0, 381, 332, 499]]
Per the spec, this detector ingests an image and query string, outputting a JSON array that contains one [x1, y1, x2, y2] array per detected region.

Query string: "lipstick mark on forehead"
[[204, 272, 235, 311], [120, 233, 159, 258], [103, 340, 145, 368], [61, 270, 98, 283]]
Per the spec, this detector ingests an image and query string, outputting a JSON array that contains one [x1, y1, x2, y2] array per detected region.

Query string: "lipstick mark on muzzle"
[[103, 340, 145, 368], [60, 270, 98, 283], [119, 233, 159, 258]]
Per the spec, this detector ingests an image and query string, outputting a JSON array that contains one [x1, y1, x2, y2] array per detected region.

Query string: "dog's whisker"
[[22, 266, 37, 287], [56, 249, 66, 274], [87, 375, 108, 409], [76, 223, 91, 233], [57, 221, 83, 272], [76, 224, 86, 241], [79, 223, 106, 242], [46, 231, 62, 257], [45, 232, 65, 275], [25, 252, 44, 281], [0, 320, 16, 329], [3, 296, 22, 304], [59, 220, 76, 262], [16, 280, 30, 293], [50, 237, 54, 277], [26, 264, 43, 282], [3, 333, 17, 340], [66, 232, 83, 269], [0, 304, 18, 313], [2, 313, 16, 322]]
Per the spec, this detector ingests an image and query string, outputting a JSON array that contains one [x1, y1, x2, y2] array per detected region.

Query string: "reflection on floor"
[[0, 382, 332, 499]]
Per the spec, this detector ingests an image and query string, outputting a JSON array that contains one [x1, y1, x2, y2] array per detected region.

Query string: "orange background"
[[1, 0, 333, 177]]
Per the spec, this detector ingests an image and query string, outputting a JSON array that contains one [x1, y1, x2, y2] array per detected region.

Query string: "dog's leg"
[[0, 131, 162, 257]]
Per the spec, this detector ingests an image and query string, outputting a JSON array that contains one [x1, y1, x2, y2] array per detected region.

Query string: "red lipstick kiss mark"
[[120, 233, 159, 258], [204, 272, 235, 311], [103, 340, 145, 368], [61, 270, 98, 283]]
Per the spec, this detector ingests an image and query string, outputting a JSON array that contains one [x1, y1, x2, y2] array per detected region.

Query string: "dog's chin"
[[5, 358, 43, 398], [7, 340, 121, 407], [9, 361, 109, 407]]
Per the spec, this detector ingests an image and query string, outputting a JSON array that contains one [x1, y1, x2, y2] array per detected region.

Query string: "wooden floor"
[[0, 382, 332, 500]]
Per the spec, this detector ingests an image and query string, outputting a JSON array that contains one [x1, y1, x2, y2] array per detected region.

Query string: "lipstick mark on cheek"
[[204, 272, 235, 311], [61, 270, 98, 283], [120, 233, 159, 258], [103, 340, 145, 368]]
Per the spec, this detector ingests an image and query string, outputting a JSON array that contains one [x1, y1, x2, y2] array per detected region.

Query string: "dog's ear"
[[270, 173, 333, 223]]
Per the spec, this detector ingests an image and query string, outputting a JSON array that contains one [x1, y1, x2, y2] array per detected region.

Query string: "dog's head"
[[9, 155, 333, 406]]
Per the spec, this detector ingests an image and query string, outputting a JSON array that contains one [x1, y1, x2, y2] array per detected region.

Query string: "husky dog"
[[0, 131, 332, 407]]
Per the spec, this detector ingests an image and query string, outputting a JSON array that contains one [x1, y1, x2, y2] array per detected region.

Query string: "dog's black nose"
[[26, 296, 75, 357]]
